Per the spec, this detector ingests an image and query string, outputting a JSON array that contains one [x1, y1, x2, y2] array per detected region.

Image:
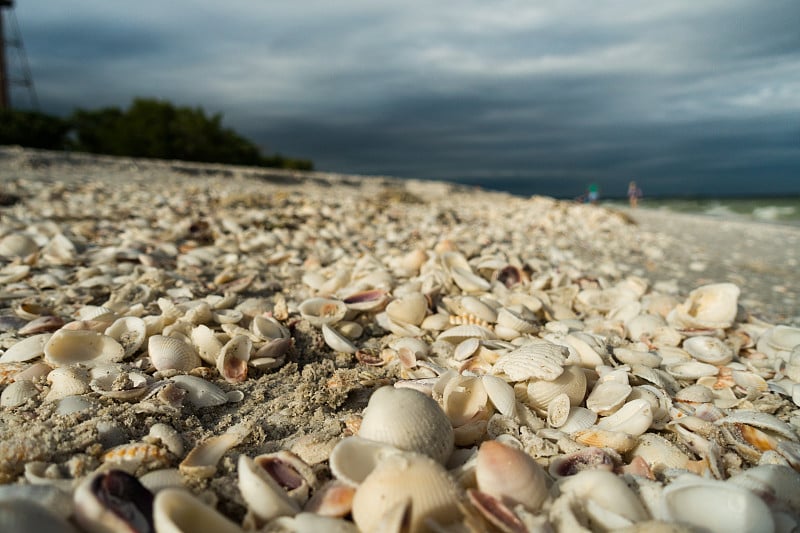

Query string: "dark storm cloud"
[[11, 1, 800, 197]]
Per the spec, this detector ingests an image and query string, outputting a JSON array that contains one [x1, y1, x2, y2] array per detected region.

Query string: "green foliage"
[[1, 98, 313, 170], [0, 109, 71, 149]]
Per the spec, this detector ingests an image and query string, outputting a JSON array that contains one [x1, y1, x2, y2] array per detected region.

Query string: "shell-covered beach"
[[1, 146, 799, 532]]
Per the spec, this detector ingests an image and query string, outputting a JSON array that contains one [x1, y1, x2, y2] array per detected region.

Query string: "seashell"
[[102, 442, 169, 468], [216, 335, 251, 383], [525, 365, 587, 413], [341, 288, 389, 311], [148, 423, 184, 457], [103, 316, 147, 358], [322, 323, 357, 353], [385, 292, 428, 326], [212, 308, 243, 325], [237, 455, 300, 523], [614, 347, 662, 368], [73, 470, 155, 533], [481, 374, 516, 417], [453, 337, 481, 361], [43, 329, 124, 367], [496, 306, 537, 334], [441, 374, 488, 427], [666, 282, 740, 330], [45, 365, 91, 402], [298, 297, 347, 327], [153, 488, 243, 533], [664, 360, 719, 380], [0, 333, 52, 363], [139, 468, 185, 493], [0, 263, 30, 284], [585, 378, 631, 416], [357, 386, 454, 464], [180, 422, 252, 478], [0, 499, 78, 533], [0, 232, 38, 258], [272, 512, 359, 533], [563, 332, 607, 368], [91, 369, 150, 401], [476, 440, 548, 512], [436, 324, 497, 344], [329, 436, 403, 487], [659, 475, 773, 533], [0, 378, 39, 407], [595, 399, 653, 437], [572, 427, 639, 453], [352, 452, 463, 533], [682, 335, 733, 365], [674, 384, 714, 404], [492, 341, 568, 381], [171, 374, 228, 408], [454, 296, 498, 323], [558, 406, 598, 433], [190, 324, 223, 365], [548, 447, 615, 480], [727, 464, 800, 515], [420, 313, 452, 331], [556, 470, 649, 529], [249, 315, 290, 340], [757, 325, 800, 361], [18, 315, 65, 335], [148, 335, 201, 372], [547, 392, 572, 428], [304, 480, 356, 518], [56, 395, 96, 416]]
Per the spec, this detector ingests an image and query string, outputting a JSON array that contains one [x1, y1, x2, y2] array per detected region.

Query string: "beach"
[[1, 146, 799, 531]]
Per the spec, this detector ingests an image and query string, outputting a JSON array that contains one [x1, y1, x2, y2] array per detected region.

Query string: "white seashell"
[[249, 315, 290, 340], [659, 476, 773, 533], [298, 297, 347, 327], [171, 375, 228, 408], [492, 341, 568, 381], [557, 469, 649, 527], [614, 347, 662, 368], [667, 282, 740, 330], [375, 311, 425, 337], [496, 307, 537, 334], [682, 335, 733, 365], [180, 422, 252, 478], [0, 232, 38, 257], [595, 399, 653, 436], [0, 333, 52, 362], [727, 464, 800, 515], [548, 447, 614, 479], [148, 335, 201, 372], [153, 488, 243, 533], [148, 423, 184, 457], [357, 386, 454, 464], [237, 455, 300, 523], [453, 337, 481, 361], [572, 427, 639, 452], [45, 365, 91, 402], [664, 360, 719, 380], [190, 324, 223, 365], [436, 324, 497, 344], [563, 332, 606, 368], [558, 406, 598, 433], [547, 393, 572, 428], [56, 395, 96, 416], [420, 313, 451, 331], [476, 440, 548, 512], [525, 365, 587, 413], [321, 324, 357, 354], [352, 452, 462, 533], [23, 461, 75, 492], [43, 329, 124, 367], [388, 337, 430, 359], [1, 378, 39, 407], [90, 370, 149, 401], [586, 380, 632, 415], [329, 436, 403, 487], [481, 375, 516, 417], [456, 296, 498, 323], [442, 374, 488, 427], [674, 384, 715, 404], [757, 325, 800, 361], [104, 316, 147, 358], [139, 468, 185, 493], [386, 292, 428, 326], [216, 335, 251, 383]]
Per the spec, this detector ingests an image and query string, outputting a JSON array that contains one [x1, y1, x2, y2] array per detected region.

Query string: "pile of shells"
[[1, 147, 799, 532]]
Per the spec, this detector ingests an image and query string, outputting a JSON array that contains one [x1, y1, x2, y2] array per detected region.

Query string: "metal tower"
[[1, 0, 38, 110]]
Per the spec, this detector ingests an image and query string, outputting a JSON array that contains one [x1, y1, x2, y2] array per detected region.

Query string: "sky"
[[8, 0, 800, 198]]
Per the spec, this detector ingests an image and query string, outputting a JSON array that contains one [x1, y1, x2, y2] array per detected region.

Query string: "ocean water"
[[601, 197, 800, 227]]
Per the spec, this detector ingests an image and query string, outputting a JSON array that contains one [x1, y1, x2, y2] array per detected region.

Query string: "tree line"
[[0, 98, 313, 170]]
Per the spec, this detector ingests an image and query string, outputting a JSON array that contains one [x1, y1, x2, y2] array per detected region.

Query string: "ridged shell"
[[357, 386, 454, 464], [476, 440, 548, 511], [558, 406, 598, 433], [496, 307, 537, 334], [43, 330, 124, 367], [148, 335, 201, 372], [0, 379, 39, 407], [298, 298, 347, 327], [666, 282, 740, 330], [153, 488, 243, 533], [436, 324, 497, 343], [45, 365, 90, 402], [586, 380, 632, 415], [492, 341, 568, 381], [0, 333, 52, 363], [683, 336, 733, 365], [171, 374, 228, 407], [352, 452, 462, 533], [104, 316, 147, 358], [525, 365, 587, 413]]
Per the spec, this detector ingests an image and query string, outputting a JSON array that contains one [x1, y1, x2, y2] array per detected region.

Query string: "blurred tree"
[[0, 109, 70, 149]]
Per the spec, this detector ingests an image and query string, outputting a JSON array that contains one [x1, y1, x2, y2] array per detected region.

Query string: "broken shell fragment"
[[180, 422, 252, 478]]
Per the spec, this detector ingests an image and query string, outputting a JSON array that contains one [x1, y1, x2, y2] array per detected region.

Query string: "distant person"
[[587, 183, 599, 205], [628, 181, 642, 208]]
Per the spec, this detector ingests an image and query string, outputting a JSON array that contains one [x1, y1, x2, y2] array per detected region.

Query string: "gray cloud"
[[10, 0, 800, 197]]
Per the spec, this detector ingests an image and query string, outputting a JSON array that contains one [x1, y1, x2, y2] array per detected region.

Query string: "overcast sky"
[[10, 0, 800, 197]]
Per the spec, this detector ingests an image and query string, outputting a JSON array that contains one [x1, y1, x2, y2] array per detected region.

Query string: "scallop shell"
[[104, 316, 147, 358], [153, 488, 243, 533], [525, 364, 587, 413], [496, 307, 537, 334], [43, 329, 124, 367], [45, 365, 91, 402], [0, 333, 52, 363], [492, 341, 568, 381], [216, 335, 251, 383], [385, 292, 428, 326], [682, 336, 733, 365], [298, 297, 347, 327], [351, 452, 462, 533], [0, 379, 39, 407], [357, 386, 454, 464], [476, 440, 548, 512], [170, 374, 228, 408], [666, 282, 740, 330], [148, 335, 201, 372]]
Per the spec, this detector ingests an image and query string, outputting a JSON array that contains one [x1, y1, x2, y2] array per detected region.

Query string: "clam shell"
[[73, 470, 154, 533], [548, 447, 614, 479], [357, 386, 454, 464], [148, 335, 201, 372], [329, 436, 403, 487], [103, 316, 147, 358], [190, 324, 223, 365], [586, 380, 632, 415], [216, 335, 251, 383], [682, 336, 733, 365], [249, 315, 290, 340], [664, 361, 719, 380], [298, 297, 347, 327], [352, 452, 462, 533], [0, 378, 39, 407], [481, 374, 516, 417], [0, 332, 52, 363], [90, 370, 149, 401], [171, 374, 228, 408], [525, 364, 587, 412], [321, 324, 357, 354], [0, 232, 38, 258], [180, 422, 252, 478], [558, 406, 598, 433], [238, 455, 300, 522], [341, 288, 389, 311], [43, 329, 124, 367], [476, 440, 548, 512], [442, 374, 488, 427], [572, 427, 639, 452], [385, 292, 428, 326], [595, 399, 653, 437], [153, 488, 243, 533], [666, 282, 740, 330], [492, 341, 568, 381], [496, 307, 537, 334]]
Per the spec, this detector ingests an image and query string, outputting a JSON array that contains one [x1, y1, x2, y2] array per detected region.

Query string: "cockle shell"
[[481, 374, 517, 417], [586, 380, 632, 415], [0, 332, 52, 363], [148, 335, 201, 372], [153, 488, 243, 533], [0, 379, 39, 407], [170, 374, 228, 408], [104, 316, 147, 358], [492, 341, 568, 381], [298, 297, 347, 326], [436, 324, 497, 344], [558, 406, 598, 433], [667, 282, 740, 330], [442, 374, 488, 427], [90, 370, 149, 401], [216, 335, 251, 383], [525, 364, 587, 413], [476, 440, 548, 512], [43, 329, 124, 367], [357, 386, 454, 464], [249, 315, 290, 339], [190, 324, 223, 365], [682, 335, 733, 365], [351, 452, 463, 533], [496, 307, 537, 334], [595, 398, 653, 437], [45, 365, 91, 402], [386, 292, 428, 326]]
